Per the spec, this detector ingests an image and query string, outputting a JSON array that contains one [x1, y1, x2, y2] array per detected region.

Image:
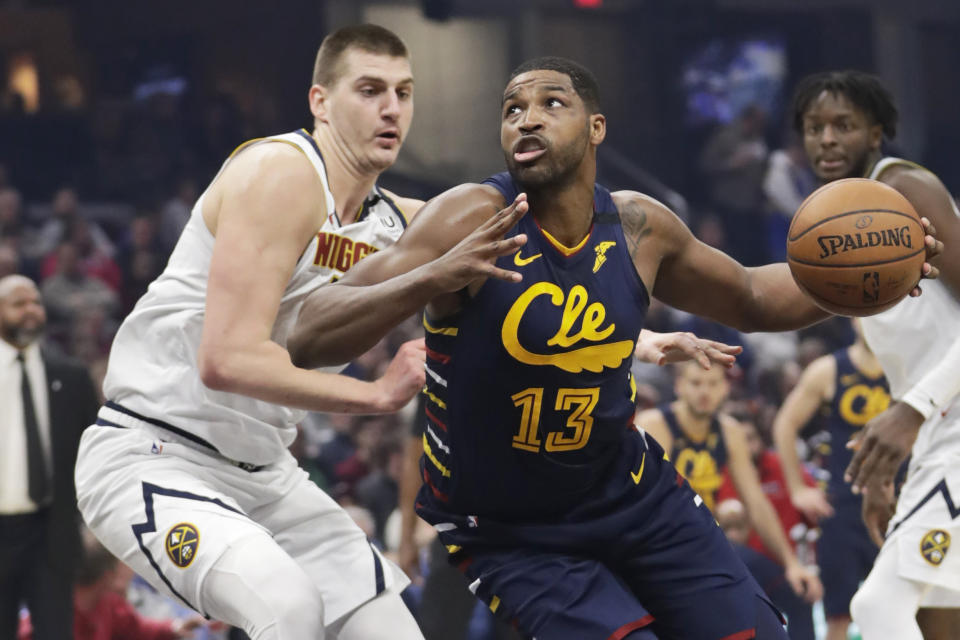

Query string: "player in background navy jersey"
[[639, 362, 823, 610], [288, 57, 937, 639], [774, 319, 889, 640]]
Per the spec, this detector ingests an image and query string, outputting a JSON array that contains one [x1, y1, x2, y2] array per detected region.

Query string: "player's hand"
[[861, 478, 896, 547], [790, 486, 834, 523], [845, 401, 922, 494], [634, 330, 742, 369], [910, 216, 943, 296], [783, 560, 823, 604], [373, 338, 426, 413], [431, 193, 529, 292]]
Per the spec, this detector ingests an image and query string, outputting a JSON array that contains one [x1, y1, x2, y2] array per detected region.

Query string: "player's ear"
[[867, 123, 883, 151], [309, 85, 329, 121], [590, 113, 606, 145]]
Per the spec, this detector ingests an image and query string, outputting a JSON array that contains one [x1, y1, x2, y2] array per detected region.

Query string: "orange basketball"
[[786, 178, 925, 316]]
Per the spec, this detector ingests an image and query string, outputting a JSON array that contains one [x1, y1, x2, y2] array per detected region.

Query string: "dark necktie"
[[17, 352, 50, 506]]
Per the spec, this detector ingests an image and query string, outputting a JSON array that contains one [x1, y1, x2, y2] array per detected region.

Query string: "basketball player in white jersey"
[[74, 25, 432, 640], [793, 69, 960, 640], [74, 24, 741, 640]]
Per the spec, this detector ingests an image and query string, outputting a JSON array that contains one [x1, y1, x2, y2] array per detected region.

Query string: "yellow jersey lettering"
[[674, 448, 723, 511], [502, 282, 633, 373], [839, 384, 891, 426]]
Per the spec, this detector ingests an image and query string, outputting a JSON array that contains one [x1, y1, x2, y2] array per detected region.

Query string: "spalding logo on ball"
[[787, 178, 925, 316]]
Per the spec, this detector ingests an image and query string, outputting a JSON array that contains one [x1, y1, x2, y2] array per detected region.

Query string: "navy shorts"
[[817, 502, 878, 618], [417, 429, 787, 640]]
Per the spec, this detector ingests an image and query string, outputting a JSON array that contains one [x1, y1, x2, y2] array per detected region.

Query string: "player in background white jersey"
[[793, 69, 960, 640], [75, 24, 742, 640]]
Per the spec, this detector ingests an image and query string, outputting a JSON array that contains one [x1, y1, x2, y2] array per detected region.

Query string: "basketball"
[[786, 178, 925, 316]]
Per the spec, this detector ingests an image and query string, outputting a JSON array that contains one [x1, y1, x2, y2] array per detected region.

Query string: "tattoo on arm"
[[619, 199, 653, 261]]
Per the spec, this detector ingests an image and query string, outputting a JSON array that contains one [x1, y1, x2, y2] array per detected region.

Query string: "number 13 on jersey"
[[511, 387, 599, 453]]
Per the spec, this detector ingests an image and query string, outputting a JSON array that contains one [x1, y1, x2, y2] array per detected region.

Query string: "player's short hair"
[[312, 24, 409, 88], [508, 56, 601, 114], [791, 70, 898, 139]]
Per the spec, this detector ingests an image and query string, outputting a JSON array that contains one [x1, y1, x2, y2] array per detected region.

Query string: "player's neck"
[[526, 177, 595, 248], [848, 342, 883, 378], [673, 401, 712, 438], [311, 128, 379, 225]]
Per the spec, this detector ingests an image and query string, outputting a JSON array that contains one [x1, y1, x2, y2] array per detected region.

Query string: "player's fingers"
[[485, 264, 524, 283], [851, 444, 886, 494], [844, 433, 871, 483], [702, 339, 743, 354], [920, 216, 937, 237], [486, 194, 528, 233]]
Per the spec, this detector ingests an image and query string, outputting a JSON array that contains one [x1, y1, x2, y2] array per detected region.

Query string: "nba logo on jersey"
[[920, 529, 950, 566], [166, 523, 200, 568]]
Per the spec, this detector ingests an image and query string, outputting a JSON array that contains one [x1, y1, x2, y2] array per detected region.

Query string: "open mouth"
[[513, 136, 547, 164], [376, 130, 400, 145]]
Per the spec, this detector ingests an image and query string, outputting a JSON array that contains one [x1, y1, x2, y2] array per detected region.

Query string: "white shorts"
[[884, 440, 960, 597], [75, 419, 408, 624]]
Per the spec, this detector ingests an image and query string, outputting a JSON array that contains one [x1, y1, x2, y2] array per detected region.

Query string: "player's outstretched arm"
[[288, 187, 529, 368], [613, 191, 829, 332], [197, 145, 419, 414], [723, 418, 824, 603], [772, 355, 836, 522]]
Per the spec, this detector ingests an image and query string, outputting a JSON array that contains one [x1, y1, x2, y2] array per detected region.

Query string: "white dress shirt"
[[0, 339, 52, 514]]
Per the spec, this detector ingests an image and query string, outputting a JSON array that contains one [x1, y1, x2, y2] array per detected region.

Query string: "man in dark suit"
[[0, 274, 99, 640]]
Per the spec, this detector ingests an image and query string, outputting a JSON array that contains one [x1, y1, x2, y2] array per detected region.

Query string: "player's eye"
[[360, 87, 377, 97], [505, 104, 521, 116], [546, 97, 563, 108]]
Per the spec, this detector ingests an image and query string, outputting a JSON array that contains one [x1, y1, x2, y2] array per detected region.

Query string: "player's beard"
[[506, 129, 588, 192], [845, 147, 874, 181]]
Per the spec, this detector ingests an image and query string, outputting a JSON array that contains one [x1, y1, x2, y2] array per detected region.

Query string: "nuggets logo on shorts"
[[165, 523, 200, 568], [920, 529, 950, 566]]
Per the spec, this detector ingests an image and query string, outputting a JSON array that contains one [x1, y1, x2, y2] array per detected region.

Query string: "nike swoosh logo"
[[631, 451, 646, 485], [513, 251, 542, 266]]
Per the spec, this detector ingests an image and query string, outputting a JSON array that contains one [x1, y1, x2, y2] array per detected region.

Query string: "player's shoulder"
[[611, 190, 676, 219], [422, 182, 507, 224], [220, 140, 321, 194], [805, 351, 839, 377], [611, 190, 687, 242], [717, 413, 747, 445], [877, 160, 949, 198], [379, 188, 425, 221], [636, 406, 666, 426]]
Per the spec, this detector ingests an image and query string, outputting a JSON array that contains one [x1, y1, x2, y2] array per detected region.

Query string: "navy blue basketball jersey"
[[418, 173, 649, 519], [661, 404, 728, 511], [823, 348, 890, 502]]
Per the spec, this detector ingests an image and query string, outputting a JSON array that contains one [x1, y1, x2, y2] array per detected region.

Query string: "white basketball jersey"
[[862, 157, 960, 465], [102, 129, 409, 465]]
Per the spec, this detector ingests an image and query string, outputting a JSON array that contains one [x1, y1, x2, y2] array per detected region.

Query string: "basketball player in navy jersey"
[[773, 319, 889, 640], [792, 70, 960, 639], [638, 362, 823, 609], [289, 58, 938, 639]]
